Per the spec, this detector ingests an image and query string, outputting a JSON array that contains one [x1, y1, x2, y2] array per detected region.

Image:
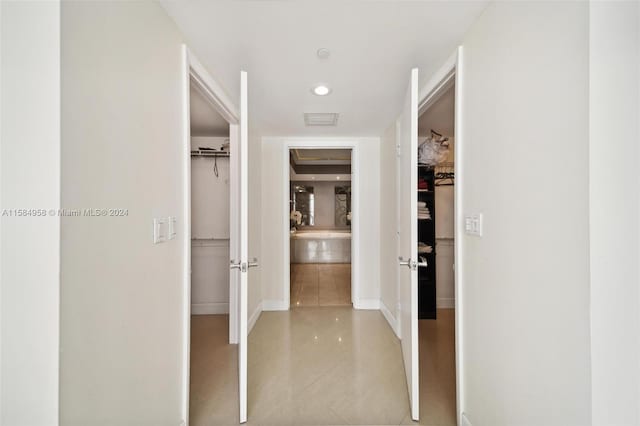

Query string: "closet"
[[417, 85, 456, 318], [191, 136, 231, 315]]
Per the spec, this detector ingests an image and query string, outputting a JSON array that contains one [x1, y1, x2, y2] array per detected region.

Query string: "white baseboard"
[[262, 299, 289, 311], [353, 298, 380, 310], [437, 297, 455, 309], [248, 301, 262, 334], [461, 412, 472, 426], [380, 300, 400, 338], [191, 302, 229, 315]]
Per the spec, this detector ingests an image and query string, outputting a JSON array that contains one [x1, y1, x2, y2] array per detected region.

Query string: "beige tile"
[[291, 263, 351, 307], [190, 307, 456, 426]]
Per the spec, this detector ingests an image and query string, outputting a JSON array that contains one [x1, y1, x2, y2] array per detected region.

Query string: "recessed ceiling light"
[[317, 48, 330, 59], [336, 176, 341, 180], [312, 84, 331, 96]]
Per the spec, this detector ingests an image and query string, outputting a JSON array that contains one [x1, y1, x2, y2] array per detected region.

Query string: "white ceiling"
[[162, 1, 488, 137], [190, 81, 229, 137]]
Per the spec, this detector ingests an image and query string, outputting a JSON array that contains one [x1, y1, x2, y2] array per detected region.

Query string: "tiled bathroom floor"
[[290, 263, 352, 307]]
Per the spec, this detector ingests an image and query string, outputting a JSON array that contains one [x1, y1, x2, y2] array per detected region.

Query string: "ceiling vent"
[[304, 113, 339, 127]]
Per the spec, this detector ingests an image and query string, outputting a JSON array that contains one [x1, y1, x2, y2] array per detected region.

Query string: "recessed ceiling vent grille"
[[304, 113, 339, 127]]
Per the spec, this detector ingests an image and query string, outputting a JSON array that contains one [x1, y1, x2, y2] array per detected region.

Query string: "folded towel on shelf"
[[418, 242, 433, 253], [418, 206, 431, 219]]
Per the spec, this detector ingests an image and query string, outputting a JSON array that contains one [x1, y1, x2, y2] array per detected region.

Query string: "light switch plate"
[[168, 216, 177, 240], [464, 213, 483, 237], [153, 218, 167, 244]]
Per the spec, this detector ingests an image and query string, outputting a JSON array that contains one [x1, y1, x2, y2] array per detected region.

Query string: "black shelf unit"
[[418, 167, 437, 319]]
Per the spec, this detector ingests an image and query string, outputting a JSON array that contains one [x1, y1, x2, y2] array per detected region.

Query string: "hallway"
[[189, 308, 456, 425], [290, 263, 352, 307]]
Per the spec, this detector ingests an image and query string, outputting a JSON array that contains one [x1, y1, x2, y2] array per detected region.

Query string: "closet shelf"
[[191, 149, 230, 158]]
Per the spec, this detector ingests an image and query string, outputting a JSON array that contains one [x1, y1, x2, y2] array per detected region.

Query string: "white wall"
[[460, 2, 591, 425], [261, 137, 380, 309], [589, 2, 640, 425], [191, 137, 231, 315], [0, 2, 60, 424], [60, 2, 187, 423]]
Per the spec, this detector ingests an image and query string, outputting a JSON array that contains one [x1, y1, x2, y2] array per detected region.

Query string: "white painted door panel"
[[230, 70, 250, 423], [398, 68, 419, 421]]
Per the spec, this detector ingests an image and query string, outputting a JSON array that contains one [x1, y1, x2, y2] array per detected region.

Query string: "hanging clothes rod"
[[190, 149, 230, 158], [434, 162, 454, 186]]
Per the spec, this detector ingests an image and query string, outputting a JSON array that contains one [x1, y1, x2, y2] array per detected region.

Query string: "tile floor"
[[290, 263, 352, 307], [189, 308, 456, 426]]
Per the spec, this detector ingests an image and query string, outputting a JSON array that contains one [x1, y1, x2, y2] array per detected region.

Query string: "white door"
[[398, 68, 420, 421], [230, 70, 256, 424]]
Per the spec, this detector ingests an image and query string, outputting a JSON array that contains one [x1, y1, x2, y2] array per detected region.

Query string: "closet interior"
[[416, 82, 457, 424], [188, 79, 236, 423]]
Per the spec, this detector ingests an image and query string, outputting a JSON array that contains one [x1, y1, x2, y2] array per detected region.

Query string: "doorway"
[[281, 140, 360, 309], [181, 47, 246, 425], [188, 74, 236, 425], [288, 148, 353, 308], [415, 80, 457, 425]]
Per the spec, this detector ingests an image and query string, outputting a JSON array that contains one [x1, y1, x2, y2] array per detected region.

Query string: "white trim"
[[248, 302, 262, 334], [381, 300, 400, 338], [280, 138, 362, 310], [353, 299, 380, 310], [454, 46, 465, 426], [437, 298, 455, 309], [417, 46, 464, 426], [187, 51, 239, 125], [461, 412, 473, 426], [191, 302, 230, 315], [418, 50, 457, 116], [180, 45, 240, 426], [262, 300, 289, 311], [179, 45, 191, 426]]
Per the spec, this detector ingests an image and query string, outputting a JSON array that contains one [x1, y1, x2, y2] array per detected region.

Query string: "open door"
[[230, 70, 256, 423], [398, 68, 420, 421]]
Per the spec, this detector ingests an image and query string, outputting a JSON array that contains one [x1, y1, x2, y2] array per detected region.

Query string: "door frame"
[[180, 45, 240, 425], [417, 46, 465, 425], [281, 138, 361, 309]]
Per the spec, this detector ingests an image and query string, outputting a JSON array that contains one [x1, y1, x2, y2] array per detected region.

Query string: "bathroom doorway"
[[288, 148, 353, 307]]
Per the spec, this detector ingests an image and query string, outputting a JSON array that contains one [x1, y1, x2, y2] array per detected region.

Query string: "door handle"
[[398, 256, 413, 269], [230, 260, 242, 271], [398, 256, 410, 266], [230, 259, 259, 272], [398, 256, 426, 271]]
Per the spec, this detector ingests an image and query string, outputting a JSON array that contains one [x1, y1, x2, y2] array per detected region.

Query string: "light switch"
[[153, 218, 167, 244], [168, 216, 177, 240]]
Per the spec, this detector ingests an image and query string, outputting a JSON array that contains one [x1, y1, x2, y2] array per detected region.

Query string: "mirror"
[[335, 185, 351, 227], [291, 185, 314, 226]]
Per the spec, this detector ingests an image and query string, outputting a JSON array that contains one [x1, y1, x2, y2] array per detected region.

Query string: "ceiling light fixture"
[[312, 84, 331, 96], [317, 48, 330, 59]]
